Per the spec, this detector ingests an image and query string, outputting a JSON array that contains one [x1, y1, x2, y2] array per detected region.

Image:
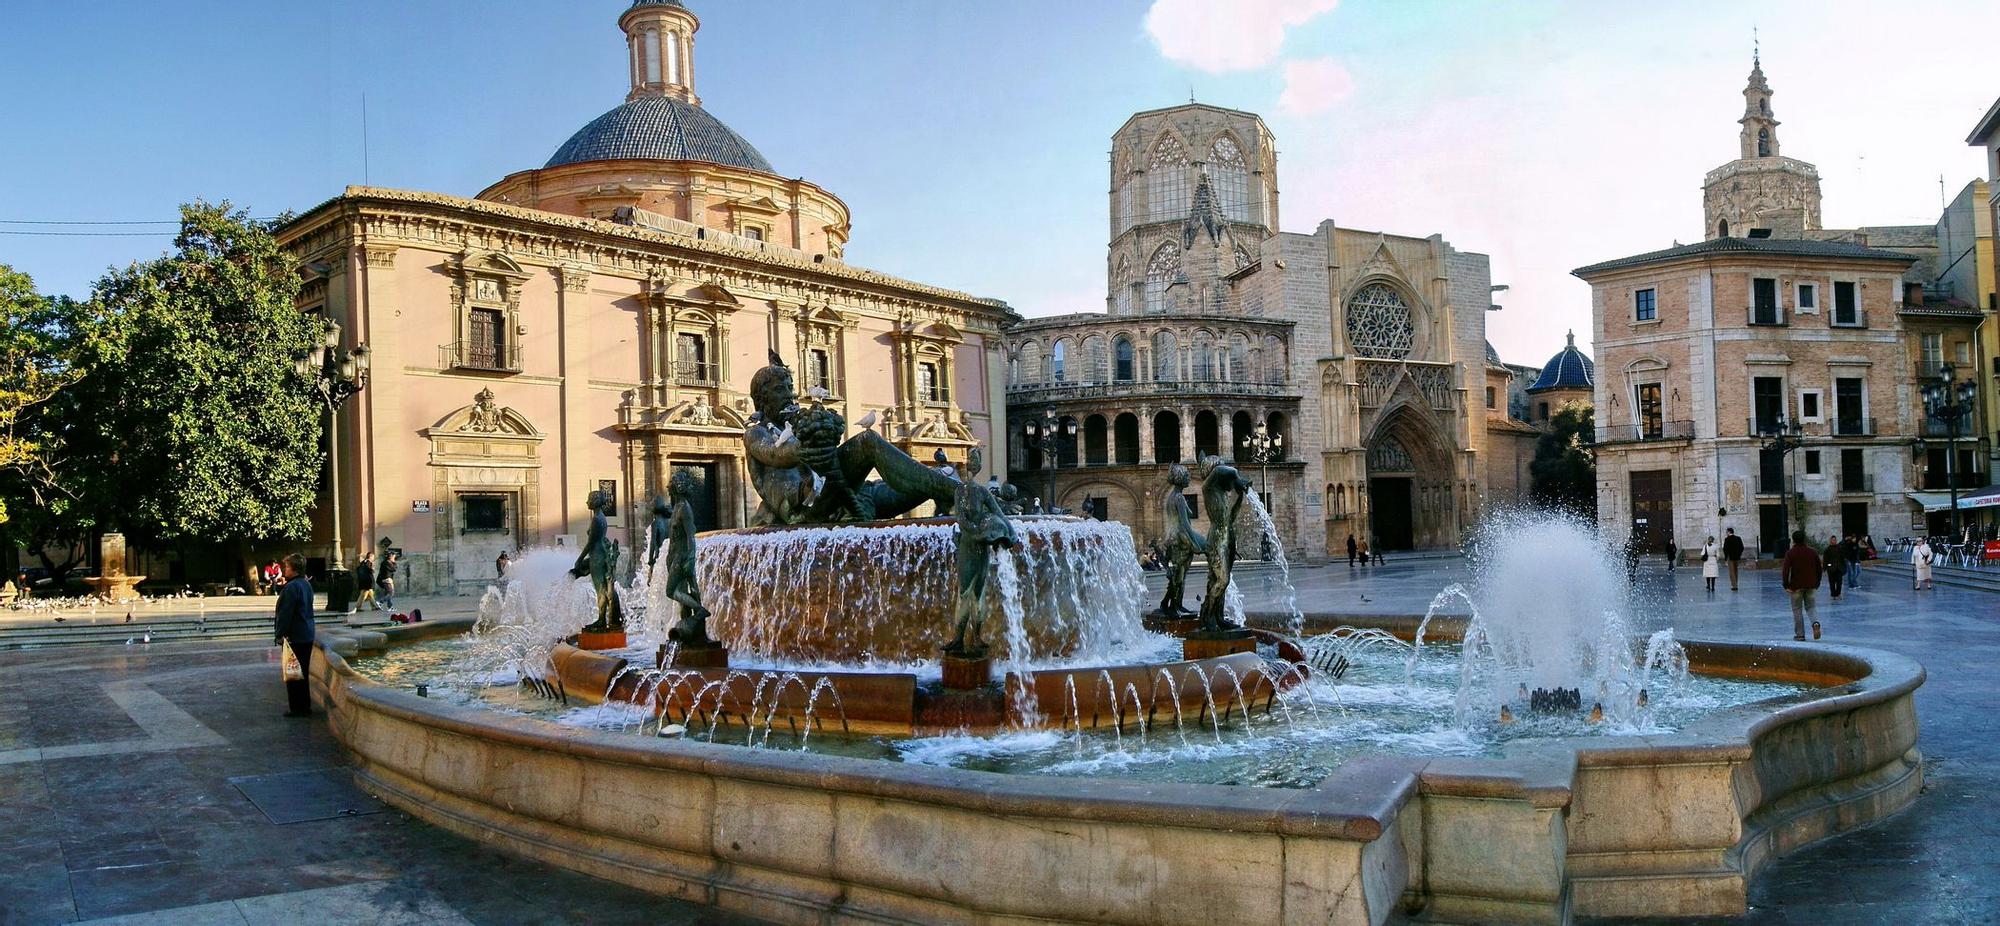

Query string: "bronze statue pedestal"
[[940, 650, 994, 690], [664, 642, 730, 670], [1182, 628, 1256, 660], [1144, 610, 1201, 637], [575, 630, 628, 651]]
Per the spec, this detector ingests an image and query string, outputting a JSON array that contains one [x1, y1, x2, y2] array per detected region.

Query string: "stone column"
[[1139, 405, 1156, 464]]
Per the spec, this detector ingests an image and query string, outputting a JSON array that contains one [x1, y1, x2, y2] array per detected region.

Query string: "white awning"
[[1905, 488, 2000, 513]]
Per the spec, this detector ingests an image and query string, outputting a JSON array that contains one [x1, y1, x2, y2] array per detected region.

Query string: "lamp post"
[[294, 317, 370, 574], [1920, 361, 1980, 539], [1023, 406, 1074, 513], [1240, 422, 1284, 505], [1757, 416, 1806, 551]]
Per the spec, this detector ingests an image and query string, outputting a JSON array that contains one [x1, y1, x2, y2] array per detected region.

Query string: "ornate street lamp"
[[1757, 416, 1805, 549], [1240, 422, 1284, 506], [295, 317, 370, 585], [1023, 405, 1074, 513], [1919, 361, 1980, 538]]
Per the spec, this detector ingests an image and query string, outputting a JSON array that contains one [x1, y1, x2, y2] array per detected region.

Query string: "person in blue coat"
[[273, 554, 316, 717]]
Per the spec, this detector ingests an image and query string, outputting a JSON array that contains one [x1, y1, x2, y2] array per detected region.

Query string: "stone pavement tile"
[[0, 801, 65, 853], [0, 849, 77, 926], [65, 860, 285, 922], [231, 881, 474, 926], [73, 900, 251, 925]]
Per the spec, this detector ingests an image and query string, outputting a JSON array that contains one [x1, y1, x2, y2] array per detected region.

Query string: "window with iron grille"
[[462, 495, 507, 532], [469, 308, 505, 368]]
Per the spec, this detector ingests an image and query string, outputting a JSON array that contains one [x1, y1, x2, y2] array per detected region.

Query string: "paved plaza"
[[1, 558, 1993, 924]]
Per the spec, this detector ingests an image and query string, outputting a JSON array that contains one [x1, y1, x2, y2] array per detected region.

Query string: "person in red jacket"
[[1781, 530, 1824, 641]]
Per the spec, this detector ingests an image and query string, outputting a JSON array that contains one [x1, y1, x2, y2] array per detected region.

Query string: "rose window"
[[1346, 283, 1415, 360]]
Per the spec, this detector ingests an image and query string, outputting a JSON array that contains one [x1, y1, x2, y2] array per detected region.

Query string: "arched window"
[[1148, 135, 1190, 222], [1083, 415, 1109, 466], [1145, 243, 1181, 314], [1264, 334, 1286, 383], [1056, 417, 1080, 468], [1192, 332, 1215, 380], [1717, 219, 1730, 238], [1757, 128, 1770, 158], [1153, 410, 1182, 464], [1017, 341, 1042, 384], [1152, 330, 1177, 381], [1210, 135, 1250, 222], [1112, 256, 1132, 314], [1082, 335, 1108, 384], [667, 31, 682, 84], [1116, 179, 1135, 236], [1051, 339, 1069, 382], [1194, 410, 1220, 459], [1114, 413, 1140, 464], [642, 29, 662, 83], [1114, 337, 1135, 381], [1227, 333, 1250, 382]]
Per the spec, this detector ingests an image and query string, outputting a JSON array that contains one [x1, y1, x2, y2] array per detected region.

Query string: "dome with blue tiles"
[[1528, 330, 1594, 393], [545, 95, 774, 173]]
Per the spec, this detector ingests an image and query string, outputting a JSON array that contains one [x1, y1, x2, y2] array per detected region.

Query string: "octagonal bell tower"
[[623, 0, 699, 104]]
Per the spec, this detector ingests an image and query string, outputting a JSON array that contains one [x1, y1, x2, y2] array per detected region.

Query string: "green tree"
[[73, 202, 323, 547], [1530, 402, 1597, 518], [0, 266, 99, 577]]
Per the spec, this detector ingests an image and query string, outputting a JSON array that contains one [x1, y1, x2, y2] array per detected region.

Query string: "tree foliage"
[[0, 266, 89, 534], [70, 202, 324, 545], [1529, 402, 1597, 518]]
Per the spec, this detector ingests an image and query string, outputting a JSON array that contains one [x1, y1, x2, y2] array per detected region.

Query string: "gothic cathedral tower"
[[1105, 105, 1279, 316], [1701, 49, 1823, 239]]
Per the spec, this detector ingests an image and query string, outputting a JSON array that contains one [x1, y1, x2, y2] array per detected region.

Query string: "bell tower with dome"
[[479, 1, 851, 259], [1700, 49, 1823, 240]]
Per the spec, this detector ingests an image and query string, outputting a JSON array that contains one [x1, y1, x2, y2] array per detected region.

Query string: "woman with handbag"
[[272, 554, 316, 717], [1700, 536, 1719, 593]]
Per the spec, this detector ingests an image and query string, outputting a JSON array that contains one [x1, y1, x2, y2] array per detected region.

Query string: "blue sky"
[[5, 1, 1997, 363]]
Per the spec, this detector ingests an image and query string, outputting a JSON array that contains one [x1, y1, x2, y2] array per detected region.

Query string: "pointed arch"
[[1147, 133, 1190, 222], [1145, 242, 1182, 314], [1209, 133, 1251, 222], [1151, 329, 1178, 381], [1113, 335, 1135, 382], [1112, 255, 1133, 314]]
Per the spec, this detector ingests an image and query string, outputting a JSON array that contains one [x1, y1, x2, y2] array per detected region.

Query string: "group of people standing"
[[351, 551, 398, 611], [1344, 535, 1385, 567]]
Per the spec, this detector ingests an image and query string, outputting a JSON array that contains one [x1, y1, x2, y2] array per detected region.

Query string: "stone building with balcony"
[[275, 1, 1013, 593], [1005, 103, 1506, 558], [1579, 50, 2000, 556]]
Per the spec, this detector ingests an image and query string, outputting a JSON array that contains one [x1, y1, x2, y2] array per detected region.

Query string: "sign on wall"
[[411, 500, 432, 513]]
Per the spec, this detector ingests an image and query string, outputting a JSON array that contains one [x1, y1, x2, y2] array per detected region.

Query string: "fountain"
[[310, 362, 1926, 925]]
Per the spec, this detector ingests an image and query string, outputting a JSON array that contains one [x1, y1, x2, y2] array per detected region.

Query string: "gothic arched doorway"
[[1364, 406, 1455, 551]]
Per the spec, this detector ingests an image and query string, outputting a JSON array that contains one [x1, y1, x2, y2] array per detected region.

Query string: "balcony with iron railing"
[[440, 340, 522, 373], [673, 359, 720, 387], [1006, 377, 1299, 403], [1746, 305, 1786, 327], [1836, 471, 1874, 494], [1756, 471, 1790, 495], [1919, 468, 1988, 491], [1748, 416, 1876, 438], [1596, 420, 1694, 444], [1919, 417, 1979, 439]]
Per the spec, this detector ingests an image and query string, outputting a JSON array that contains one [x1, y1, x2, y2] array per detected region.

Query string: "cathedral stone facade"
[[1007, 104, 1513, 559]]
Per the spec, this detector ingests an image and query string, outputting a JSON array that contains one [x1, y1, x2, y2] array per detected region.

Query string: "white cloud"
[[1144, 0, 1340, 72], [1277, 57, 1354, 115]]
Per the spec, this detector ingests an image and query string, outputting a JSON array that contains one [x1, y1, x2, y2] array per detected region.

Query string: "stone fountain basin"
[[315, 618, 1922, 926]]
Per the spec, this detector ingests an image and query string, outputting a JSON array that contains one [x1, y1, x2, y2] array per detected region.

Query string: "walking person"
[[272, 554, 316, 717], [1346, 534, 1358, 568], [377, 553, 398, 611], [1842, 534, 1863, 590], [353, 553, 377, 611], [1700, 535, 1719, 593], [1722, 528, 1745, 591], [1823, 534, 1846, 599], [1664, 537, 1678, 571], [496, 550, 511, 579], [1371, 537, 1385, 565], [1357, 538, 1370, 568], [1781, 531, 1823, 642], [1910, 537, 1935, 591]]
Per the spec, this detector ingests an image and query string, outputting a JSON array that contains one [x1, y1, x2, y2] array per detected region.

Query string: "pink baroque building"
[[278, 0, 1014, 595]]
